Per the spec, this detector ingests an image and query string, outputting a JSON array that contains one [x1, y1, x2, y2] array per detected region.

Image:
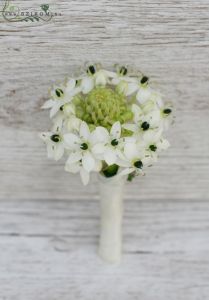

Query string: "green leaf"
[[127, 171, 136, 182], [102, 164, 119, 178]]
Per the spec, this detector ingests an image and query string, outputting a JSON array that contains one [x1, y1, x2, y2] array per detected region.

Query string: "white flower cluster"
[[40, 63, 173, 185]]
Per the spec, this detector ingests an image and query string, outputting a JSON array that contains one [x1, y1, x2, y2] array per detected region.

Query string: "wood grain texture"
[[0, 0, 209, 199], [0, 198, 209, 300]]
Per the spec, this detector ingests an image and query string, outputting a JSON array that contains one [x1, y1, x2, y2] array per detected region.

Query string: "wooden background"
[[0, 1, 209, 299]]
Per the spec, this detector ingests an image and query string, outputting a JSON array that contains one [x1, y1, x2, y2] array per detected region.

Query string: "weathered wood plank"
[[0, 199, 208, 300]]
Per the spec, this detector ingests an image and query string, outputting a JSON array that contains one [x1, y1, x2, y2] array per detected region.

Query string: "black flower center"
[[50, 134, 61, 143], [134, 160, 143, 169], [80, 143, 88, 150], [60, 105, 64, 111], [88, 65, 96, 75], [163, 108, 172, 115], [141, 76, 149, 84], [141, 121, 150, 131], [111, 139, 119, 146], [149, 144, 157, 152], [55, 88, 64, 98], [119, 66, 127, 76]]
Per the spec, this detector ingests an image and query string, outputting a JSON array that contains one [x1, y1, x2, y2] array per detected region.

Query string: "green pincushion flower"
[[73, 87, 133, 130]]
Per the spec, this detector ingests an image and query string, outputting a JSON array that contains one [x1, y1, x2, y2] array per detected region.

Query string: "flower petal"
[[146, 110, 161, 127], [95, 126, 109, 143], [111, 77, 120, 85], [122, 123, 137, 132], [136, 88, 151, 104], [82, 151, 95, 172], [47, 143, 54, 159], [110, 121, 121, 139], [54, 144, 64, 161], [132, 104, 143, 122], [79, 121, 90, 140], [52, 115, 64, 132], [95, 71, 107, 86], [39, 132, 50, 141], [67, 117, 81, 132], [50, 103, 61, 118], [80, 168, 90, 185], [42, 99, 54, 109], [66, 152, 82, 164], [65, 79, 76, 94], [157, 138, 170, 150], [94, 160, 102, 171], [65, 162, 80, 173], [104, 148, 117, 165], [81, 77, 94, 94], [142, 130, 156, 143], [64, 133, 81, 149], [124, 142, 138, 160], [126, 83, 138, 96], [118, 167, 134, 177], [103, 70, 117, 78], [92, 143, 106, 154]]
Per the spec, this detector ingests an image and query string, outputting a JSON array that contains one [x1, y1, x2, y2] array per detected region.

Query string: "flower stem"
[[98, 175, 125, 263]]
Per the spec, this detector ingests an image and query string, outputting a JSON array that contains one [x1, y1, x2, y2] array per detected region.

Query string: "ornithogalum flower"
[[40, 63, 173, 184]]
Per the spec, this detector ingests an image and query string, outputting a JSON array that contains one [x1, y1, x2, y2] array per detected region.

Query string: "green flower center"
[[111, 139, 119, 146], [141, 76, 149, 85], [134, 160, 143, 169], [80, 143, 88, 150], [87, 65, 96, 75], [55, 88, 64, 98], [149, 144, 157, 152], [141, 121, 150, 131], [163, 108, 172, 115], [50, 134, 61, 143], [119, 66, 128, 76], [74, 87, 133, 130]]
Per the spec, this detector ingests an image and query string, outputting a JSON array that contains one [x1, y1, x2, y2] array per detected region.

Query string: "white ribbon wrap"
[[98, 175, 125, 263]]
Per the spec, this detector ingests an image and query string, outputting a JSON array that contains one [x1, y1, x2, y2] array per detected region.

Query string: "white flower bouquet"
[[40, 63, 173, 263]]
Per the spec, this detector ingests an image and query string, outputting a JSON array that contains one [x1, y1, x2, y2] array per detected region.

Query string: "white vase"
[[98, 175, 125, 264]]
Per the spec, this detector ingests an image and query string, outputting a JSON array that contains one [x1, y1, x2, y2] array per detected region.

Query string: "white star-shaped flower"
[[64, 121, 100, 173], [39, 132, 65, 161], [142, 129, 170, 161], [79, 64, 116, 94], [123, 104, 162, 135], [42, 79, 81, 118], [117, 140, 152, 177], [52, 103, 76, 132], [92, 121, 123, 165]]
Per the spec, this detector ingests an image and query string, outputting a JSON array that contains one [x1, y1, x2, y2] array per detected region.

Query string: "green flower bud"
[[102, 164, 119, 177]]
